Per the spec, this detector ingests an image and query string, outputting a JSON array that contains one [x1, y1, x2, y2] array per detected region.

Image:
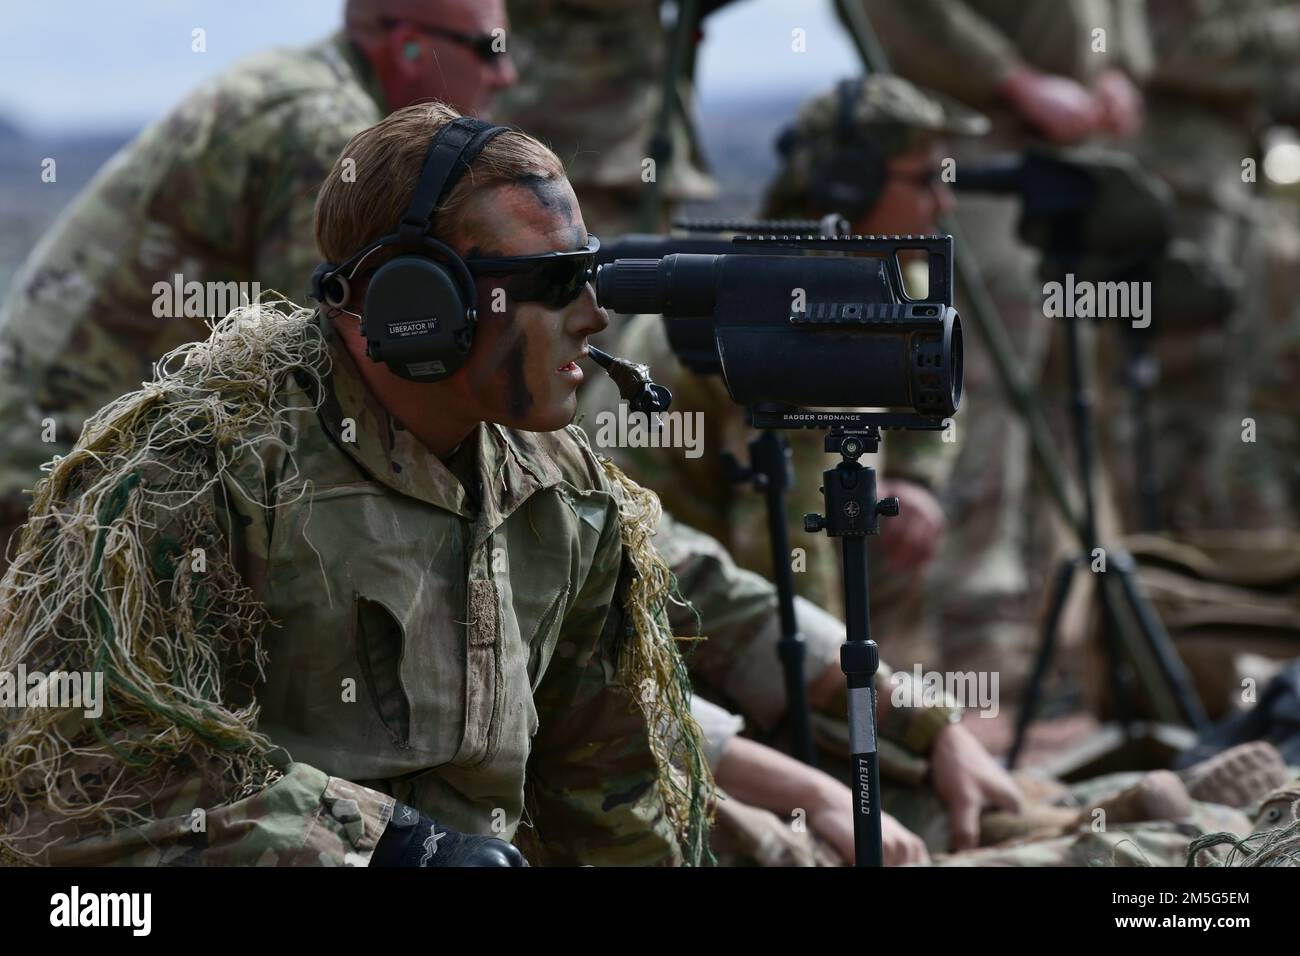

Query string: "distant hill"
[[0, 114, 22, 145], [683, 90, 807, 220], [0, 124, 134, 301]]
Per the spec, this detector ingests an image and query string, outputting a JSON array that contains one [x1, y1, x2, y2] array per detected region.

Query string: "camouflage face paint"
[[517, 175, 586, 248], [502, 327, 533, 419]]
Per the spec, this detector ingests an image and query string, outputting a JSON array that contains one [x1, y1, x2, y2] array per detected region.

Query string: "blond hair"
[[314, 101, 564, 268]]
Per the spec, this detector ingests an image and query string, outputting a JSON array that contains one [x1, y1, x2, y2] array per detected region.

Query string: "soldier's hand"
[[808, 786, 929, 866], [372, 803, 528, 867], [998, 65, 1104, 144], [877, 478, 944, 572], [882, 812, 931, 866], [1093, 68, 1144, 138], [929, 723, 1023, 852]]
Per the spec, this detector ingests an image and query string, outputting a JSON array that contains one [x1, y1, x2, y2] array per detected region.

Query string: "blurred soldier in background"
[[495, 0, 719, 236], [857, 0, 1153, 698], [590, 76, 987, 665], [0, 0, 517, 566], [1103, 0, 1300, 534]]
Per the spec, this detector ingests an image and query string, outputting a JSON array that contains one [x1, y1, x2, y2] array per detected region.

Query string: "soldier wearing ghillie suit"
[[0, 0, 518, 566], [0, 103, 712, 867]]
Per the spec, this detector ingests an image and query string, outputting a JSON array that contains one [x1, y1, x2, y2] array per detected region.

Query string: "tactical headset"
[[776, 78, 888, 221], [310, 117, 506, 382], [310, 116, 601, 384]]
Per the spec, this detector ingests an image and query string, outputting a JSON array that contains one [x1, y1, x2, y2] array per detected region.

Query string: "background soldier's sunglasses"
[[381, 18, 507, 64], [467, 236, 600, 310], [894, 166, 946, 191]]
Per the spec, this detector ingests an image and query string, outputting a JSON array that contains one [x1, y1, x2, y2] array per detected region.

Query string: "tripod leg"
[[841, 535, 884, 866], [1112, 551, 1210, 731], [1095, 568, 1139, 734], [1009, 557, 1076, 768], [753, 430, 818, 766]]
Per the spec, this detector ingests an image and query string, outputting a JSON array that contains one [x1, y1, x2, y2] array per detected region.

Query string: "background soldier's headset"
[[775, 77, 888, 221], [310, 117, 512, 383]]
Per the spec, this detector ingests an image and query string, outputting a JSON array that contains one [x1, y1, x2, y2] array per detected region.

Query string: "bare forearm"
[[714, 735, 844, 818]]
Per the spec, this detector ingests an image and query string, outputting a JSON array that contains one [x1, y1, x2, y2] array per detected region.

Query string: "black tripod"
[[802, 426, 897, 867], [1008, 285, 1210, 767], [723, 430, 818, 767]]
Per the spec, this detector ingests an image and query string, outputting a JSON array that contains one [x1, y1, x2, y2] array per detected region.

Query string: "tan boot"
[[1181, 741, 1289, 810]]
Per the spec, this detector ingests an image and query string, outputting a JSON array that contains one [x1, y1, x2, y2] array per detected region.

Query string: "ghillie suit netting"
[[1187, 794, 1300, 867], [0, 301, 712, 865], [597, 457, 715, 866], [0, 303, 321, 863]]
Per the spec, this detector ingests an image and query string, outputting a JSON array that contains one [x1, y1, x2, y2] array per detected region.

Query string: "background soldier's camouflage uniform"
[[496, 0, 718, 236], [0, 32, 387, 562], [1102, 0, 1300, 534]]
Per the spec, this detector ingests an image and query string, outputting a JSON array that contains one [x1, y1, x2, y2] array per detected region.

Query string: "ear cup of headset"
[[798, 79, 890, 222], [311, 261, 350, 309], [309, 116, 509, 383], [363, 254, 474, 382], [808, 143, 888, 221]]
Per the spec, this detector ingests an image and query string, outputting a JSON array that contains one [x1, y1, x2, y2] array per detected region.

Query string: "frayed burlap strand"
[[1186, 810, 1300, 867], [0, 301, 325, 862], [596, 456, 716, 867]]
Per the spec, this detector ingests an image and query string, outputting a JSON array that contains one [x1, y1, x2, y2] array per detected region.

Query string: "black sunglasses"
[[894, 166, 945, 191], [382, 18, 507, 64], [467, 236, 600, 310]]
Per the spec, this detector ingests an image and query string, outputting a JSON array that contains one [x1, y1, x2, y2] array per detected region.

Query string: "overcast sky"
[[0, 0, 862, 134]]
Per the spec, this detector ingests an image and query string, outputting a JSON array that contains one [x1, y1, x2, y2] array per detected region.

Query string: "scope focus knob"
[[876, 497, 900, 517], [804, 513, 825, 533], [595, 259, 661, 315]]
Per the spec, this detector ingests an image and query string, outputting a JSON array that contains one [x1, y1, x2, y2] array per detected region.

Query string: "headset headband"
[[398, 117, 511, 247]]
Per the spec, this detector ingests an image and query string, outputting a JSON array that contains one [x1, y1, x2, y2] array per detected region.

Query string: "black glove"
[[372, 803, 527, 867]]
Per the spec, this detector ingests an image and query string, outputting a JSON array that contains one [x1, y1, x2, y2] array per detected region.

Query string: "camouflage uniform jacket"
[[0, 31, 385, 523], [4, 315, 682, 866]]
